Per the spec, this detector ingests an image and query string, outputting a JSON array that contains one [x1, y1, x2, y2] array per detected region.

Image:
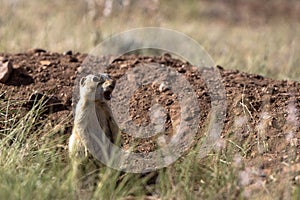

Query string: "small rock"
[[77, 66, 83, 73], [76, 54, 86, 61], [178, 65, 186, 73], [27, 48, 47, 54], [166, 99, 173, 106], [120, 63, 128, 69], [216, 65, 224, 70], [40, 60, 52, 66], [159, 82, 170, 92], [69, 57, 78, 62], [163, 53, 172, 58], [0, 60, 13, 83], [190, 66, 198, 72], [63, 50, 73, 55], [0, 56, 9, 62]]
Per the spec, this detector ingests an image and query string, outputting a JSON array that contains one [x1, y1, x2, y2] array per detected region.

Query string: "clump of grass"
[[153, 141, 244, 200], [0, 95, 246, 199], [0, 97, 73, 199], [0, 96, 156, 199]]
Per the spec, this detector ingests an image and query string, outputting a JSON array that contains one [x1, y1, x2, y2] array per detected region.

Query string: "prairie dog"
[[69, 74, 121, 193]]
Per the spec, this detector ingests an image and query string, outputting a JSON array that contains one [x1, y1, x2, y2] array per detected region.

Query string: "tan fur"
[[68, 74, 121, 195]]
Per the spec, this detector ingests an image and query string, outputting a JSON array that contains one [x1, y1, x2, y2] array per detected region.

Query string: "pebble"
[[159, 82, 170, 92], [27, 48, 47, 54], [295, 175, 300, 184], [163, 53, 172, 58], [77, 66, 83, 73], [0, 60, 13, 83], [63, 50, 73, 56], [177, 65, 186, 73], [0, 56, 8, 62], [40, 60, 52, 66]]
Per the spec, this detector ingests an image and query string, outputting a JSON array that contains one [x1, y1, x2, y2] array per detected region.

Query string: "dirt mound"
[[1, 50, 300, 195]]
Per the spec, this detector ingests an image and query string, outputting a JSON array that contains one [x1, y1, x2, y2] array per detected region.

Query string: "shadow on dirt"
[[5, 68, 34, 86]]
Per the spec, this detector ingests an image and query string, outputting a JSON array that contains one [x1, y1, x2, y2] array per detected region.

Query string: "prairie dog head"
[[79, 74, 115, 102]]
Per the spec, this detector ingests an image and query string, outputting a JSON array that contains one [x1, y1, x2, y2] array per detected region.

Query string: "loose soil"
[[1, 50, 300, 197]]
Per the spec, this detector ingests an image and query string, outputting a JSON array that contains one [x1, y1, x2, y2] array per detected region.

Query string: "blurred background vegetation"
[[1, 0, 300, 80]]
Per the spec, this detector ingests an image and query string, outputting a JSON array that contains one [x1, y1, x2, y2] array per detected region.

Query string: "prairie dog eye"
[[92, 76, 100, 82]]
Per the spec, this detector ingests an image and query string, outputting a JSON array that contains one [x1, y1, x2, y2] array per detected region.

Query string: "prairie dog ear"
[[80, 77, 87, 86]]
